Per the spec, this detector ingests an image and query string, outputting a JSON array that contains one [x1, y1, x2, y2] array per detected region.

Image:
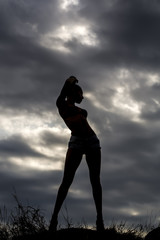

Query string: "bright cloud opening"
[[10, 157, 62, 171], [120, 207, 140, 217], [112, 81, 144, 122], [113, 86, 140, 113], [40, 24, 99, 52], [0, 111, 69, 171], [147, 73, 160, 86], [84, 92, 109, 112], [60, 0, 79, 10]]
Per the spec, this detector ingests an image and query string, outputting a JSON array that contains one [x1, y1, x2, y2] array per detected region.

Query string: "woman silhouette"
[[49, 76, 104, 231]]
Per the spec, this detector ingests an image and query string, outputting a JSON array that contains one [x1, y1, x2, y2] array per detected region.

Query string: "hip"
[[68, 134, 101, 153]]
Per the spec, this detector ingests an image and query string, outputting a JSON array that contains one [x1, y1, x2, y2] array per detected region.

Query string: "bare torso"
[[56, 99, 95, 137]]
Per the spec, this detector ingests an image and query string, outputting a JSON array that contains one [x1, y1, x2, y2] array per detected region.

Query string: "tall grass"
[[0, 195, 47, 240], [0, 195, 159, 239], [0, 206, 10, 240]]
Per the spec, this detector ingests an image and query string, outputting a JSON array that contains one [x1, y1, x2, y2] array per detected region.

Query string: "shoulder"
[[57, 100, 76, 118], [56, 95, 66, 108]]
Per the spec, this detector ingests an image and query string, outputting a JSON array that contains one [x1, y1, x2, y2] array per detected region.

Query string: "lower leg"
[[49, 182, 70, 231], [93, 184, 104, 231], [91, 179, 103, 219], [86, 150, 104, 230], [49, 149, 82, 231], [92, 181, 104, 231]]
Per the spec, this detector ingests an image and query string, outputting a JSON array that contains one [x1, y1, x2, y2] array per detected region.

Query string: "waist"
[[70, 133, 98, 141], [71, 132, 96, 139], [71, 127, 95, 138]]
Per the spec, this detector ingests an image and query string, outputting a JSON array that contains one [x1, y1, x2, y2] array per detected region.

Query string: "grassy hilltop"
[[11, 227, 144, 240], [0, 196, 158, 240]]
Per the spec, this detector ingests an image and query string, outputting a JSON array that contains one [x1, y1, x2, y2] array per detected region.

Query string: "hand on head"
[[66, 76, 78, 84]]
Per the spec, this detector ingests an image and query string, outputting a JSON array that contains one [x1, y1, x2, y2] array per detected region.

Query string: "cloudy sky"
[[1, 0, 160, 227]]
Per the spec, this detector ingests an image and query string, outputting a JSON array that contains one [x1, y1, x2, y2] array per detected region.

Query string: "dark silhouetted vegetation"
[[0, 195, 159, 239]]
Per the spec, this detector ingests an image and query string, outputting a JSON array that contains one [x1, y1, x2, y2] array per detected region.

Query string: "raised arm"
[[56, 76, 78, 108]]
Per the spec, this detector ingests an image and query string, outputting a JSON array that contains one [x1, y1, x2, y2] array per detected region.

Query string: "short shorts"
[[68, 134, 101, 154]]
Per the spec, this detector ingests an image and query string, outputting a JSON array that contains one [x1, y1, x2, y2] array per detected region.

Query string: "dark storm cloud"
[[131, 81, 160, 121], [0, 135, 45, 158], [1, 0, 160, 227], [78, 0, 160, 70], [0, 0, 76, 112], [1, 0, 159, 112], [40, 130, 68, 147], [0, 158, 62, 220]]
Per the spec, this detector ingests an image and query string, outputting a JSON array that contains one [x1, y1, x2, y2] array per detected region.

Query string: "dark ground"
[[12, 227, 144, 240]]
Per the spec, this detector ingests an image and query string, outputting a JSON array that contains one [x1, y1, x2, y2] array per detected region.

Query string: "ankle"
[[49, 215, 58, 232], [96, 218, 105, 232], [51, 213, 58, 222], [96, 214, 103, 221]]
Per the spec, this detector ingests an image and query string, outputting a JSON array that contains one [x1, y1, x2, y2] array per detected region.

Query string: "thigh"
[[63, 148, 83, 180], [86, 149, 101, 177]]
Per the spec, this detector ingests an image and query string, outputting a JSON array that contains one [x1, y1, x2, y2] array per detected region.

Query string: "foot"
[[96, 218, 105, 232], [49, 217, 58, 232]]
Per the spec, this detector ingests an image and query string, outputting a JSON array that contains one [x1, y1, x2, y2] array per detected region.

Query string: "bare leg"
[[86, 149, 104, 231], [49, 148, 83, 231]]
